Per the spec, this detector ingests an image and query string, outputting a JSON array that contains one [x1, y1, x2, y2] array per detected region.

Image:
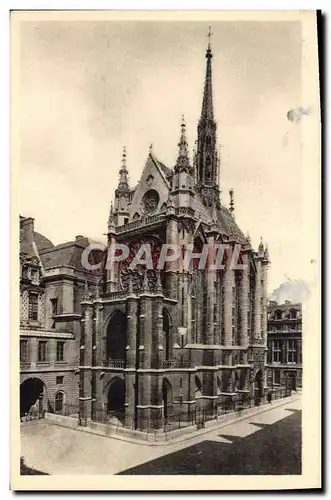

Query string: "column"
[[254, 258, 262, 340], [151, 295, 164, 369], [126, 295, 138, 369], [80, 302, 93, 420], [107, 235, 117, 292], [94, 303, 103, 366], [223, 254, 234, 347], [206, 235, 216, 345], [125, 372, 136, 429], [261, 260, 268, 345], [165, 217, 179, 300], [239, 252, 249, 347]]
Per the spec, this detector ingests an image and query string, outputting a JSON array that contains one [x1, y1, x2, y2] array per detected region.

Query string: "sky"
[[18, 19, 310, 294]]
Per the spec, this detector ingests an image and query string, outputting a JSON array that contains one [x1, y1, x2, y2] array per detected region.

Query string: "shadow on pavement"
[[20, 456, 49, 475], [119, 410, 302, 475]]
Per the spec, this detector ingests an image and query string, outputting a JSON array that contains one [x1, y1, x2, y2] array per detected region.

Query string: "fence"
[[81, 388, 291, 434]]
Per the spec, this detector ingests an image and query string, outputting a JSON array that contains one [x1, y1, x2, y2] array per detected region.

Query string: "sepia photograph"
[[10, 9, 321, 491]]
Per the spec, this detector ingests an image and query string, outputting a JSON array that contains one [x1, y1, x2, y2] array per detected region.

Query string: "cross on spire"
[[207, 26, 213, 48]]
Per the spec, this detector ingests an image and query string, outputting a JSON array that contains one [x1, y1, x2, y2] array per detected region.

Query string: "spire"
[[128, 273, 134, 295], [142, 268, 149, 293], [107, 201, 116, 233], [196, 27, 219, 205], [108, 201, 114, 223], [117, 146, 130, 193], [82, 280, 91, 301], [245, 232, 251, 248], [155, 270, 163, 294], [258, 237, 264, 256], [175, 115, 191, 172], [201, 26, 214, 121], [229, 189, 235, 216], [264, 244, 269, 261]]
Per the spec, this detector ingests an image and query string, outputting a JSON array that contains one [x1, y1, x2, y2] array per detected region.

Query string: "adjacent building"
[[19, 216, 102, 417], [267, 301, 302, 391], [79, 38, 270, 432]]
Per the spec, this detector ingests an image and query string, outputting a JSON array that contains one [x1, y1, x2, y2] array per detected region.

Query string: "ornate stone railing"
[[102, 359, 125, 369], [115, 213, 166, 234], [162, 360, 192, 369], [175, 207, 195, 217], [100, 291, 127, 301]]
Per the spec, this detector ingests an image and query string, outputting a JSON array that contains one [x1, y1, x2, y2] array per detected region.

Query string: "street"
[[21, 395, 301, 476]]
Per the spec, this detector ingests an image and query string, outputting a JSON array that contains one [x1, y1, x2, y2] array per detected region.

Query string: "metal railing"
[[102, 359, 125, 368], [162, 359, 193, 369], [85, 389, 292, 434]]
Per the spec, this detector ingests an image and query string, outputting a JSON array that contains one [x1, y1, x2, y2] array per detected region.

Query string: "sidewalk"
[[21, 393, 301, 475], [43, 392, 301, 447]]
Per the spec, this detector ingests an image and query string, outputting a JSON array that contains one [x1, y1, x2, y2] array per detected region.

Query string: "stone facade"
[[79, 40, 270, 432], [267, 301, 302, 390], [19, 216, 102, 417]]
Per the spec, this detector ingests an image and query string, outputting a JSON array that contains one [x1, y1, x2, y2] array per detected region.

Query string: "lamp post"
[[178, 327, 187, 349]]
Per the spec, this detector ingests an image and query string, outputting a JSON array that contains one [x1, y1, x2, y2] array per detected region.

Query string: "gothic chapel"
[[79, 34, 269, 431]]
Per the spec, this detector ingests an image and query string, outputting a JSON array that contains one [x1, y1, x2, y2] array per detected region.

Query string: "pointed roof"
[[174, 115, 191, 172], [200, 32, 214, 122], [116, 146, 130, 194]]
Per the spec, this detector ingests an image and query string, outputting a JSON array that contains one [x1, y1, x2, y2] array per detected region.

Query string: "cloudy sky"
[[18, 17, 312, 293]]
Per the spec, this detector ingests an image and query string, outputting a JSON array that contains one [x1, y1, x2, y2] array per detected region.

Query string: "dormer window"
[[31, 269, 38, 282]]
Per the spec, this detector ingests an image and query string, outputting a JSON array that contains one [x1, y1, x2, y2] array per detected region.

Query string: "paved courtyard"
[[21, 395, 301, 475]]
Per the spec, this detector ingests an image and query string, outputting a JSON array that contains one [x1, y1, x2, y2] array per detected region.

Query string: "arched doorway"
[[254, 369, 263, 405], [55, 391, 65, 414], [162, 378, 172, 420], [162, 308, 171, 360], [107, 378, 125, 414], [106, 310, 127, 362], [20, 378, 44, 418]]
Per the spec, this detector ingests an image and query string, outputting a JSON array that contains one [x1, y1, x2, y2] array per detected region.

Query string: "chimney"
[[75, 235, 84, 241]]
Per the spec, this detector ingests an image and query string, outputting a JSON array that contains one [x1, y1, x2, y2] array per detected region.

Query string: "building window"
[[56, 376, 64, 385], [267, 341, 272, 363], [287, 341, 297, 363], [274, 310, 282, 320], [20, 340, 28, 362], [290, 309, 297, 319], [55, 392, 64, 413], [38, 341, 47, 362], [56, 342, 65, 362], [50, 298, 58, 316], [273, 340, 281, 363], [274, 370, 281, 385], [28, 293, 38, 321], [31, 269, 38, 282]]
